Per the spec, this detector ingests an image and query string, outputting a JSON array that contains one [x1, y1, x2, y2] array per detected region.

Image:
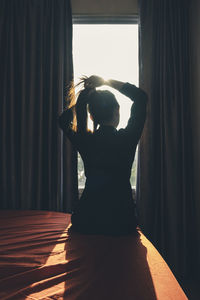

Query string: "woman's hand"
[[84, 75, 104, 89]]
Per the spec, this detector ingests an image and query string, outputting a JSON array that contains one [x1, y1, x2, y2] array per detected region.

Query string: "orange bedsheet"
[[0, 210, 187, 299]]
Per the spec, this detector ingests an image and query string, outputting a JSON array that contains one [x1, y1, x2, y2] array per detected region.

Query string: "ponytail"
[[66, 76, 96, 133]]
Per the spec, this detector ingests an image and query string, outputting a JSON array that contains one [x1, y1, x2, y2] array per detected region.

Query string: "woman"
[[58, 75, 147, 236]]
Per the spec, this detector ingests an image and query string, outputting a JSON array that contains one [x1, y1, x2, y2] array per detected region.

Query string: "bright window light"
[[73, 24, 139, 189]]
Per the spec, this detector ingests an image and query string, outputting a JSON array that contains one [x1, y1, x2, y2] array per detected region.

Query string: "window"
[[72, 16, 139, 191]]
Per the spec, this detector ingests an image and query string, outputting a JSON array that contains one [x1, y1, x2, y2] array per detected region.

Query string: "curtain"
[[137, 0, 197, 278], [0, 0, 78, 212]]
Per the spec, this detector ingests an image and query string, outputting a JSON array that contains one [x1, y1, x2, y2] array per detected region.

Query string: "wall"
[[190, 0, 200, 272], [71, 0, 138, 15]]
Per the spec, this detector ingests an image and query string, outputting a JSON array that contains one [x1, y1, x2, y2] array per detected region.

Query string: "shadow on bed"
[[63, 226, 157, 300]]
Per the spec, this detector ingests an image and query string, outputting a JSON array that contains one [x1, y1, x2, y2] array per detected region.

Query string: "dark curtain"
[[0, 0, 78, 212], [137, 0, 197, 279]]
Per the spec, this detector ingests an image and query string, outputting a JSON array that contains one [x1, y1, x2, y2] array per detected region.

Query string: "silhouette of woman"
[[58, 75, 147, 236]]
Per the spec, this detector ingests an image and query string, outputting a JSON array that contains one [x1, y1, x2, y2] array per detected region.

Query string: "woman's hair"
[[66, 77, 119, 133], [87, 90, 119, 131]]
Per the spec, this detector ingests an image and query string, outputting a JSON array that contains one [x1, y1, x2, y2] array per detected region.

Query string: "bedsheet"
[[0, 210, 187, 299]]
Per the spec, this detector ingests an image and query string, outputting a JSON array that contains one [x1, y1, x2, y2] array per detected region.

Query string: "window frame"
[[72, 14, 139, 198], [72, 14, 138, 25]]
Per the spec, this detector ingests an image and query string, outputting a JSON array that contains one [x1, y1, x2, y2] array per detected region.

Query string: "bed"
[[0, 210, 187, 299]]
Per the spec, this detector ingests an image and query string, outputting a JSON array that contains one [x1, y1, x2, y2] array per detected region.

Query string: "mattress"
[[0, 210, 187, 299]]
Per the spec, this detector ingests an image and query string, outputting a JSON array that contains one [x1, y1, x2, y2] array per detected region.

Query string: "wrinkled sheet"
[[0, 210, 187, 299]]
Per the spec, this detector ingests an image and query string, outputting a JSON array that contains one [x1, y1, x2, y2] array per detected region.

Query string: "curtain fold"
[[137, 0, 197, 278], [0, 0, 78, 212]]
